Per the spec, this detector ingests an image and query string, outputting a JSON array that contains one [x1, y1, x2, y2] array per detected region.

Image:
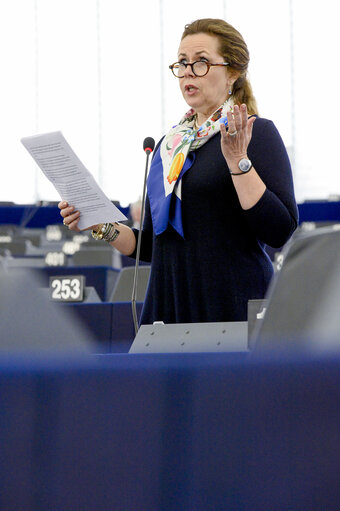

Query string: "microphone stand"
[[131, 147, 153, 335]]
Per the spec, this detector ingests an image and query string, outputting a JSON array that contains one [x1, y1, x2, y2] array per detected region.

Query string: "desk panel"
[[64, 302, 142, 353], [0, 205, 130, 228], [298, 200, 340, 223], [31, 266, 119, 302], [0, 353, 339, 511], [0, 205, 61, 227], [111, 302, 143, 352], [65, 303, 113, 353]]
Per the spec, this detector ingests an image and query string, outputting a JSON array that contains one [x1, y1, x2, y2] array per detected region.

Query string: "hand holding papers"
[[21, 131, 127, 230]]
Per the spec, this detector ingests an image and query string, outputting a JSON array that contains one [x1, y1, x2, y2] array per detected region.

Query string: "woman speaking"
[[59, 18, 298, 324]]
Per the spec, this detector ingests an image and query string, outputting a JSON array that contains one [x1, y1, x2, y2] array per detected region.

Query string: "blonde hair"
[[182, 18, 259, 115]]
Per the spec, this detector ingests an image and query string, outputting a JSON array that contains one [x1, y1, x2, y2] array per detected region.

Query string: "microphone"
[[132, 136, 155, 335], [143, 137, 155, 154]]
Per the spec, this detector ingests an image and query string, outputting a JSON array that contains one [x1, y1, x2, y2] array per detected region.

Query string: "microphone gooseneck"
[[132, 137, 155, 335]]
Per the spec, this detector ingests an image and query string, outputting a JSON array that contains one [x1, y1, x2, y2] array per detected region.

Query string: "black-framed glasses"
[[169, 60, 229, 78]]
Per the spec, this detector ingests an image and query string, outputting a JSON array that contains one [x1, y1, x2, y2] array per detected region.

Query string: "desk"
[[31, 265, 119, 302], [66, 302, 142, 353], [0, 352, 339, 510]]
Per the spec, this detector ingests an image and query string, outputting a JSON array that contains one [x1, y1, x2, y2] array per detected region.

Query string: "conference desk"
[[32, 265, 120, 302], [1, 351, 339, 510], [65, 301, 143, 353]]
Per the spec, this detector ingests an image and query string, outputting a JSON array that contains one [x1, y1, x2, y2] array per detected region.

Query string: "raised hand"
[[220, 103, 256, 169]]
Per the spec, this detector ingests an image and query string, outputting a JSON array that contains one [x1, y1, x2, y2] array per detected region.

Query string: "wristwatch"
[[230, 157, 253, 176]]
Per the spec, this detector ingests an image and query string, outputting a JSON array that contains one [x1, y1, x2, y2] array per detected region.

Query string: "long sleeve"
[[137, 118, 298, 324], [244, 118, 298, 248]]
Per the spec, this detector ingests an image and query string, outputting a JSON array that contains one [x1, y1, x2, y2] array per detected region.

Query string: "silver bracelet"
[[91, 223, 120, 242], [105, 224, 120, 243]]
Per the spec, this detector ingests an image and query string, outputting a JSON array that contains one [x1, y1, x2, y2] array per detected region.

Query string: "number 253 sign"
[[49, 275, 85, 302]]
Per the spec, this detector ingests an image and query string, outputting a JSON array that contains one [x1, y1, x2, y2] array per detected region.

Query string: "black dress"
[[132, 117, 298, 324]]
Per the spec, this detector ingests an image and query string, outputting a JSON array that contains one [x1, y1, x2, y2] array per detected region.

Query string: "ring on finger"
[[229, 130, 238, 137], [63, 219, 67, 226]]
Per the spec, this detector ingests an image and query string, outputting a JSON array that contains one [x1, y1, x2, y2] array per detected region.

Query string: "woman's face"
[[177, 33, 231, 121]]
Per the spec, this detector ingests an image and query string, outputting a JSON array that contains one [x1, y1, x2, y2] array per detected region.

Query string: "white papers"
[[21, 131, 127, 230]]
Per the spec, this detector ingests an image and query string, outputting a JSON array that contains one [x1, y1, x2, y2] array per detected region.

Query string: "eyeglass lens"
[[174, 61, 209, 77]]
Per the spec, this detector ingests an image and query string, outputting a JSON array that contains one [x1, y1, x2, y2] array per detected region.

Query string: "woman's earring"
[[228, 88, 232, 95]]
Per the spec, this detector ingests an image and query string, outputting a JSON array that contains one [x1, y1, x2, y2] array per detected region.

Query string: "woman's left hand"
[[220, 103, 256, 168]]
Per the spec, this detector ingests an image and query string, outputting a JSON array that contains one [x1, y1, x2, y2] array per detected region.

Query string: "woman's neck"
[[196, 112, 210, 126], [195, 98, 231, 126]]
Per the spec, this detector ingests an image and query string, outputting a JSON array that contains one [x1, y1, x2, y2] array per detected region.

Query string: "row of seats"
[[0, 220, 149, 353], [1, 217, 340, 309], [0, 224, 123, 266]]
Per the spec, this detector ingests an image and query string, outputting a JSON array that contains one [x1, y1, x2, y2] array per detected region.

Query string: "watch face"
[[239, 158, 252, 172]]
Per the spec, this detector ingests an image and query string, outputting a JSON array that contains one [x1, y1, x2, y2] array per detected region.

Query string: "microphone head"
[[143, 137, 155, 153]]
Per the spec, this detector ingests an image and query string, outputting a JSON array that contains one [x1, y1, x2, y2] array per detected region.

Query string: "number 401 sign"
[[49, 275, 85, 302]]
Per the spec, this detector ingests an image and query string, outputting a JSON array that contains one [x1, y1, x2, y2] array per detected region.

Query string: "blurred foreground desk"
[[0, 352, 339, 511]]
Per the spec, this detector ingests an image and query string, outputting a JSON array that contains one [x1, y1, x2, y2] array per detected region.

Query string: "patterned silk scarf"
[[147, 98, 234, 238]]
